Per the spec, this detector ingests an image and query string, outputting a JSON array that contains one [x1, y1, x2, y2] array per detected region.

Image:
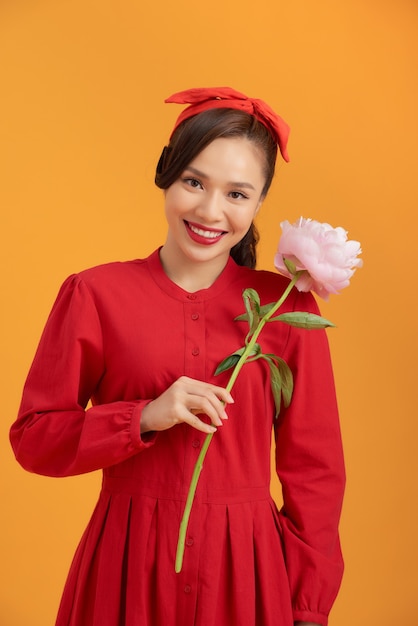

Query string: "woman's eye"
[[229, 191, 248, 200], [184, 178, 202, 189]]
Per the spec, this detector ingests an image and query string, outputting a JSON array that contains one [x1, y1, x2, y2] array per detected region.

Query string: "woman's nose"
[[196, 191, 223, 222]]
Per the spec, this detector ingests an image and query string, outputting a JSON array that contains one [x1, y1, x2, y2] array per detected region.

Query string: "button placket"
[[179, 297, 206, 625], [190, 304, 201, 357], [176, 503, 201, 624], [183, 299, 205, 379]]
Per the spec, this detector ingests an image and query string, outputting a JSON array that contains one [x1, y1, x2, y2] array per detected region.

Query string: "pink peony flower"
[[274, 217, 363, 300]]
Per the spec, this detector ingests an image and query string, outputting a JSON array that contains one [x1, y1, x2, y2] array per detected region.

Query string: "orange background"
[[1, 1, 417, 624]]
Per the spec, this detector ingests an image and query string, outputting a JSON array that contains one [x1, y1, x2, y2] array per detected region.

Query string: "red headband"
[[165, 86, 290, 163]]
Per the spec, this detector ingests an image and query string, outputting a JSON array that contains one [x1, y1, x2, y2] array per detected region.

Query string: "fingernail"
[[209, 426, 217, 433]]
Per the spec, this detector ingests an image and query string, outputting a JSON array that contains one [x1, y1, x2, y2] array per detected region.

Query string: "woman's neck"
[[159, 245, 229, 293]]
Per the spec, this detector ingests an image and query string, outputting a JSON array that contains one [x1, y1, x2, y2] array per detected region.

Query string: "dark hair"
[[155, 108, 278, 268]]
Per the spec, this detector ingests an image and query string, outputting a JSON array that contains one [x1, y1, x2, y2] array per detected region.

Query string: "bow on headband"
[[165, 87, 290, 163]]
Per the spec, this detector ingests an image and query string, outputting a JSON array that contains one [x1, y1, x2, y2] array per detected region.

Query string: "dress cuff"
[[293, 609, 328, 626], [130, 401, 158, 449]]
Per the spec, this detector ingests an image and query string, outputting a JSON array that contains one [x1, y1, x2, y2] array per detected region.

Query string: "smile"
[[185, 221, 227, 245]]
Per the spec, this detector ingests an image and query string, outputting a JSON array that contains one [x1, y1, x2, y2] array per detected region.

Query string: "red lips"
[[184, 221, 226, 246]]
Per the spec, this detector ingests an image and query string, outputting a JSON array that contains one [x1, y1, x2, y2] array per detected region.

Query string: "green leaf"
[[258, 302, 278, 316], [235, 301, 277, 322], [242, 288, 261, 309], [284, 257, 297, 275], [275, 357, 294, 408], [245, 343, 262, 359], [214, 344, 261, 376], [214, 351, 243, 376], [242, 288, 261, 336], [266, 358, 283, 418], [268, 311, 335, 329], [262, 354, 294, 416]]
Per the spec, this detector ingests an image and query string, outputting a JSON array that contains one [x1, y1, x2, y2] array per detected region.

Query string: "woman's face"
[[162, 137, 266, 276]]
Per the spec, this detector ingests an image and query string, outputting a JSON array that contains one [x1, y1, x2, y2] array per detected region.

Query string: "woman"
[[10, 87, 345, 626]]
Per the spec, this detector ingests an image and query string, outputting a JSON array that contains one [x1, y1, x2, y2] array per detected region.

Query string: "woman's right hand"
[[140, 376, 234, 435]]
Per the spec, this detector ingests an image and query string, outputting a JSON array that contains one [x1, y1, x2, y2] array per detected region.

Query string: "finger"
[[198, 384, 235, 406], [205, 384, 234, 405], [189, 407, 226, 426], [183, 412, 217, 434], [182, 385, 234, 419], [179, 377, 234, 406], [184, 395, 225, 427]]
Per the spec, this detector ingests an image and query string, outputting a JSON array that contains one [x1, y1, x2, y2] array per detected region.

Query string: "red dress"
[[10, 249, 345, 626]]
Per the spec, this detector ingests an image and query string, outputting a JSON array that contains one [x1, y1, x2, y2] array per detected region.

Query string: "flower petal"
[[275, 217, 362, 299]]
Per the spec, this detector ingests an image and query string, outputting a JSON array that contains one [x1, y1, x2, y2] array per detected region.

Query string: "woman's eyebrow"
[[184, 165, 256, 190]]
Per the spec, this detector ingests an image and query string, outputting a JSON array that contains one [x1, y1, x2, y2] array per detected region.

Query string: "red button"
[[186, 537, 194, 547], [192, 439, 200, 448], [192, 348, 200, 356], [184, 585, 192, 594], [187, 294, 197, 300], [191, 313, 199, 320]]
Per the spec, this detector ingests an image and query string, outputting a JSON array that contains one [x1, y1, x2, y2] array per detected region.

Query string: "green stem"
[[175, 271, 304, 573], [175, 432, 213, 572]]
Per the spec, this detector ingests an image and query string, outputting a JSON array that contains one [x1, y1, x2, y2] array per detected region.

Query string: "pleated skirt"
[[55, 476, 294, 626]]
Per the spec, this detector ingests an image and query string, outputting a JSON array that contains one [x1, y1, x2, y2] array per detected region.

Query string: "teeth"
[[189, 223, 223, 239]]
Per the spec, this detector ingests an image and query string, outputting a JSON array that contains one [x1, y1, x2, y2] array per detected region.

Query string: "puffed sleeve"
[[10, 274, 157, 477], [274, 290, 345, 626]]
